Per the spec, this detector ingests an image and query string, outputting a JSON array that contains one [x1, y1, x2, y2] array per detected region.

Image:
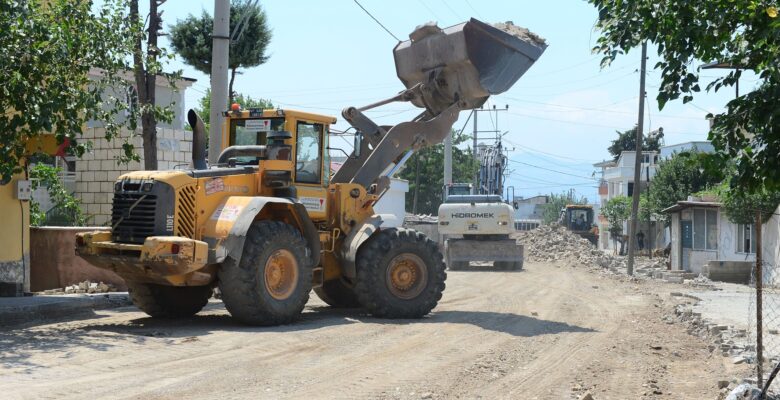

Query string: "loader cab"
[[561, 205, 594, 232], [221, 107, 337, 220]]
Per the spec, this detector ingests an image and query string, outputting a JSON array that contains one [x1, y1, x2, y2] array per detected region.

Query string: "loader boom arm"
[[331, 18, 546, 192]]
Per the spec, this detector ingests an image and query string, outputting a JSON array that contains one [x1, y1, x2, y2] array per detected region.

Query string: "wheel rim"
[[264, 249, 299, 300], [386, 253, 428, 300]]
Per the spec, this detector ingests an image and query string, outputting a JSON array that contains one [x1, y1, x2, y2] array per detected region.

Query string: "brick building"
[[72, 71, 196, 225]]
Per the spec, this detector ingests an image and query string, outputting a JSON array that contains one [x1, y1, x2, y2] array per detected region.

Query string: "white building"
[[660, 141, 715, 159], [593, 151, 659, 253], [664, 200, 780, 279]]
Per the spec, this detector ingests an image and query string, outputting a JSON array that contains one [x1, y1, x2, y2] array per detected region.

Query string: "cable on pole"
[[353, 0, 401, 42]]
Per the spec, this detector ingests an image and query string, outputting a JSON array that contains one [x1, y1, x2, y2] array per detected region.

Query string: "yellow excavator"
[[76, 19, 547, 325]]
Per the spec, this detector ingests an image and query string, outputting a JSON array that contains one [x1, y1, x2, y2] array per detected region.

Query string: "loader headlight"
[[141, 182, 154, 192], [497, 221, 508, 226], [439, 221, 450, 225]]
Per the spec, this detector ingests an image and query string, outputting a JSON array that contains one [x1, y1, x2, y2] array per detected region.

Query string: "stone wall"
[[74, 127, 193, 225]]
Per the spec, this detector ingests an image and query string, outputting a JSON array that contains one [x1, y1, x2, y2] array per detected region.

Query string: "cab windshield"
[[228, 118, 285, 165]]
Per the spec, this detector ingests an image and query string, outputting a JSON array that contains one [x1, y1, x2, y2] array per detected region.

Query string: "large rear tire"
[[127, 282, 212, 318], [218, 221, 312, 326], [354, 228, 446, 318], [314, 278, 360, 308]]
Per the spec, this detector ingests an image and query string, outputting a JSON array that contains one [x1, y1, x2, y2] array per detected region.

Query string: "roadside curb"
[[0, 293, 131, 328]]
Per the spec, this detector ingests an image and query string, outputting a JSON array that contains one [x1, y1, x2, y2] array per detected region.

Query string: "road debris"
[[39, 280, 119, 295]]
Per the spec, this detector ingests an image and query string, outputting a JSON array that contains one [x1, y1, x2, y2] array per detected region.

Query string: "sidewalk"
[[0, 293, 130, 328]]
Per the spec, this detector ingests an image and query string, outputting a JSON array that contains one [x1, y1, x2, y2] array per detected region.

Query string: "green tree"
[[169, 0, 272, 104], [29, 163, 87, 226], [129, 0, 180, 170], [645, 151, 721, 224], [607, 126, 663, 160], [399, 131, 477, 215], [541, 191, 589, 225], [0, 0, 139, 183], [717, 182, 780, 225], [193, 88, 273, 132], [588, 0, 780, 190], [601, 195, 632, 250]]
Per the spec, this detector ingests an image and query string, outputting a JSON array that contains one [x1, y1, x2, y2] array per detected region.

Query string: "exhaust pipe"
[[187, 109, 208, 170]]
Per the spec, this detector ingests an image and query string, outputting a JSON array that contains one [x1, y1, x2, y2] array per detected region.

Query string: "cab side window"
[[295, 122, 322, 184]]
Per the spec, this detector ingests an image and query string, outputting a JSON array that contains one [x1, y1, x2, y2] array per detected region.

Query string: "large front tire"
[[354, 228, 446, 318], [218, 221, 313, 326], [127, 282, 212, 318]]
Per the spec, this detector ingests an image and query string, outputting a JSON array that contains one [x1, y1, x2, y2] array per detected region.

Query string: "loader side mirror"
[[353, 133, 363, 158], [513, 201, 519, 210]]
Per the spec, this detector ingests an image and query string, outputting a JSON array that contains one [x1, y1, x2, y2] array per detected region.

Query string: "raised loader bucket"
[[394, 18, 547, 115]]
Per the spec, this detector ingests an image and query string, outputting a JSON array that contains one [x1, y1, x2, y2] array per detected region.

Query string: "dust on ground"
[[0, 258, 743, 400]]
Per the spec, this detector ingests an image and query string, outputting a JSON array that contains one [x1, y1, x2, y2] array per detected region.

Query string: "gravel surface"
[[0, 261, 738, 399]]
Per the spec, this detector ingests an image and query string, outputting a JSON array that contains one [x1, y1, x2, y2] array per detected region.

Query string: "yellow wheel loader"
[[76, 19, 546, 325]]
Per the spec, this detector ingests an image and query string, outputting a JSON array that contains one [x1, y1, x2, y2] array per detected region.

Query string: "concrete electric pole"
[[444, 131, 452, 186], [208, 0, 230, 165], [472, 110, 478, 194], [626, 41, 648, 276]]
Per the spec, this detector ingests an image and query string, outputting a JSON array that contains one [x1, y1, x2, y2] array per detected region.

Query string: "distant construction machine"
[[559, 204, 598, 245]]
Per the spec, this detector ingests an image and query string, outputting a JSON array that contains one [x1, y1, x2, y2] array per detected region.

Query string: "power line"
[[438, 0, 463, 19], [522, 55, 601, 78], [508, 159, 597, 181], [463, 0, 483, 19], [506, 111, 622, 129], [417, 0, 443, 21], [353, 0, 401, 42], [516, 63, 637, 90], [500, 96, 705, 121]]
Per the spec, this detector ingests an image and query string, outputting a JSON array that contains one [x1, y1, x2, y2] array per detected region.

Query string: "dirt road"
[[1, 261, 739, 399]]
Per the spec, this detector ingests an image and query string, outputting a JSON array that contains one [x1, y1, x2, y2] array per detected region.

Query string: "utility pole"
[[472, 110, 478, 194], [647, 164, 652, 259], [757, 210, 764, 387], [626, 41, 647, 276], [208, 0, 230, 165], [444, 131, 452, 186]]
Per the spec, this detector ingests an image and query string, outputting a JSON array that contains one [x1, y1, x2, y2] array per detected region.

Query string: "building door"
[[680, 220, 692, 271]]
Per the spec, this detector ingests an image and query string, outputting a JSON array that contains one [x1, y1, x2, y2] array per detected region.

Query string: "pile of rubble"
[[40, 280, 118, 295], [516, 224, 623, 267], [516, 224, 670, 277]]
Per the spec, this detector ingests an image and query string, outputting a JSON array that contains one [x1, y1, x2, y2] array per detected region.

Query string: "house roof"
[[593, 160, 616, 168], [662, 200, 722, 214]]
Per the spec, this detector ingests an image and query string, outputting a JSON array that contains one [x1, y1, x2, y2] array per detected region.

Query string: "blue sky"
[[149, 0, 757, 202]]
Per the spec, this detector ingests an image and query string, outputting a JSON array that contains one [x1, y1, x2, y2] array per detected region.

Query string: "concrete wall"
[[762, 207, 780, 281], [0, 173, 30, 293], [703, 260, 752, 284], [74, 126, 194, 226], [670, 212, 681, 270], [29, 227, 126, 292]]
